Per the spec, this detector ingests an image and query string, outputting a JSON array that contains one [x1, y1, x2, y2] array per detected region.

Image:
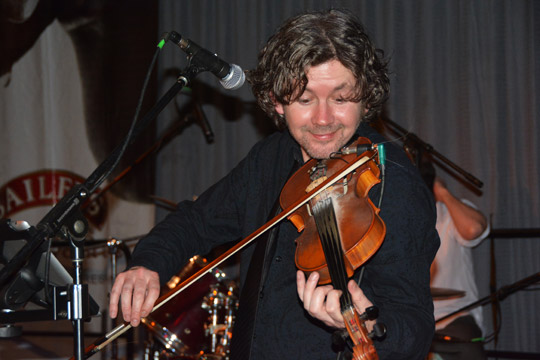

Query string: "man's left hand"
[[296, 270, 375, 331]]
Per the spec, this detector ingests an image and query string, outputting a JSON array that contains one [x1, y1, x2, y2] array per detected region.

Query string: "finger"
[[348, 280, 372, 313], [302, 271, 320, 310], [348, 280, 377, 331], [129, 278, 148, 327], [307, 285, 335, 312], [324, 289, 345, 327], [307, 286, 340, 326], [140, 279, 160, 317], [120, 279, 135, 323], [109, 275, 125, 319], [296, 270, 306, 302]]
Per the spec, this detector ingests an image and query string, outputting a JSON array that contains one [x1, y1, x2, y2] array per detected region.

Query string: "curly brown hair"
[[248, 9, 389, 129]]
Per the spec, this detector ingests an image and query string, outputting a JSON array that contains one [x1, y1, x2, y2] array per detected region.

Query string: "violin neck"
[[342, 307, 371, 343]]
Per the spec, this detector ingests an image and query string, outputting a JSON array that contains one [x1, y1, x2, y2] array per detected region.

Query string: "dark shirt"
[[130, 122, 440, 359]]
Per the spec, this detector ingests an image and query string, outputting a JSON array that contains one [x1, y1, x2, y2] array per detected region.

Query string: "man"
[[420, 160, 489, 360], [110, 9, 439, 359]]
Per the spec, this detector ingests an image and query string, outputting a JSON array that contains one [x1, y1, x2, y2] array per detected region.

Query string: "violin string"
[[327, 201, 353, 307], [323, 200, 346, 290], [312, 201, 334, 277], [312, 198, 352, 308]]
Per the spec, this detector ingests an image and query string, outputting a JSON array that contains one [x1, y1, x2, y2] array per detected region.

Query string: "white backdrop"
[[0, 19, 155, 359]]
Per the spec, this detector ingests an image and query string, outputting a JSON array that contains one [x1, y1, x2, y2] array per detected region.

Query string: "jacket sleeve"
[[126, 132, 293, 286], [127, 142, 259, 285]]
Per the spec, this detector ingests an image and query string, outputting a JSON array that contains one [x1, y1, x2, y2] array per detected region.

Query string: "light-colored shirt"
[[431, 199, 490, 334]]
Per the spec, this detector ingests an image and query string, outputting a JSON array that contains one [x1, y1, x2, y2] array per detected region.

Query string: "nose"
[[312, 102, 333, 126]]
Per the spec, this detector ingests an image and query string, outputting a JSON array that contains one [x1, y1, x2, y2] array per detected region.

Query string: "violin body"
[[280, 137, 386, 285]]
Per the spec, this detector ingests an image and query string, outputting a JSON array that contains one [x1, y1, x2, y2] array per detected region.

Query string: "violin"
[[280, 137, 386, 360], [75, 138, 385, 360]]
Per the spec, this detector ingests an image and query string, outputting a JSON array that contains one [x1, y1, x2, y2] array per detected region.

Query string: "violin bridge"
[[305, 176, 327, 193]]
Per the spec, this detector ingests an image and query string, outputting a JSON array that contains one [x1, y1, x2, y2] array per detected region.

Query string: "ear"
[[270, 91, 285, 115], [275, 102, 285, 115]]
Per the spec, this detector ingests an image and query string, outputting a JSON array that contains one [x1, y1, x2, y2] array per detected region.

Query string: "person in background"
[[109, 9, 440, 359], [420, 158, 490, 360]]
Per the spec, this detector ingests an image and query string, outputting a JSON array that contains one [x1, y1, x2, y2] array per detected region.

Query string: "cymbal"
[[431, 287, 466, 300], [150, 194, 178, 211]]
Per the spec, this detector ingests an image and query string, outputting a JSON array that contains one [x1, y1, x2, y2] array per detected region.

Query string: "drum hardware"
[[150, 195, 179, 212], [107, 237, 122, 360], [431, 287, 466, 300], [435, 272, 540, 325], [202, 282, 239, 357], [144, 341, 178, 360], [143, 257, 238, 360]]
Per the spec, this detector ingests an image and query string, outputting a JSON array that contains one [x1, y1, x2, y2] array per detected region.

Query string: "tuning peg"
[[369, 323, 387, 340], [359, 305, 379, 321]]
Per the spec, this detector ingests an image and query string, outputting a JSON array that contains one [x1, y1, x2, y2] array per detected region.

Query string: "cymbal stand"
[[107, 238, 121, 360], [105, 238, 134, 360]]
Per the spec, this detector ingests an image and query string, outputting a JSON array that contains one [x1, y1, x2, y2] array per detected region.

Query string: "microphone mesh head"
[[220, 64, 245, 90]]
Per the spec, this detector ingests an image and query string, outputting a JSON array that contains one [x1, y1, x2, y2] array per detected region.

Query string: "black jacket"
[[130, 122, 440, 359]]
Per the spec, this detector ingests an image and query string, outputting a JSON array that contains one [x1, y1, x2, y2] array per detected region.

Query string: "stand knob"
[[0, 323, 22, 338]]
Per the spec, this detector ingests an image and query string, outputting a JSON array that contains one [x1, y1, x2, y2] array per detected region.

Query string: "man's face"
[[274, 60, 365, 162]]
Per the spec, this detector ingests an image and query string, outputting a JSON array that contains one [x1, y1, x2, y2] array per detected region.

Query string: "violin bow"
[[75, 153, 374, 359]]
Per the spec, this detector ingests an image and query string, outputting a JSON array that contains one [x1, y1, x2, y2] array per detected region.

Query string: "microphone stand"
[[380, 117, 483, 189], [0, 65, 202, 360], [435, 272, 540, 325], [84, 104, 197, 209]]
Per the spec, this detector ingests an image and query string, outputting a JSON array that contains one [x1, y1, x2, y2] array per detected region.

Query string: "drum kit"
[[141, 256, 239, 360], [137, 260, 465, 360]]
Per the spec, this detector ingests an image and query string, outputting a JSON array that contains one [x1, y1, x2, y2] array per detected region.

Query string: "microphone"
[[192, 102, 214, 143], [168, 31, 245, 90]]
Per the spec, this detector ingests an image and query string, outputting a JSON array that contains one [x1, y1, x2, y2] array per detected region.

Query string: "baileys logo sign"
[[0, 170, 107, 229]]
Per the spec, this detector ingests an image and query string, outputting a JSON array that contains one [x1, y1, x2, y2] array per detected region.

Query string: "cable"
[[88, 39, 164, 193], [376, 144, 386, 209]]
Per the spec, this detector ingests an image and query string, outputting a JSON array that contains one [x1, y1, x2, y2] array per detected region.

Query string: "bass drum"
[[142, 256, 238, 360]]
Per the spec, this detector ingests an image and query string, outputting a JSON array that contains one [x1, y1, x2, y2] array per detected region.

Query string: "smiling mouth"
[[310, 131, 337, 141]]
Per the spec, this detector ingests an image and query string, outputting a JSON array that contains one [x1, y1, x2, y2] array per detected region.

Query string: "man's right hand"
[[109, 266, 160, 327]]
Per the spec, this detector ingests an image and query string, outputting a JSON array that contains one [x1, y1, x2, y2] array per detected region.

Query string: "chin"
[[306, 147, 339, 160]]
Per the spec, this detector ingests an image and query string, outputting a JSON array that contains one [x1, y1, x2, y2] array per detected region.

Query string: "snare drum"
[[142, 256, 237, 359]]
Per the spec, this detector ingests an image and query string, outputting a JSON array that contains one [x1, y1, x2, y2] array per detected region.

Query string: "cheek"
[[341, 106, 364, 125], [334, 107, 359, 125], [284, 106, 310, 125]]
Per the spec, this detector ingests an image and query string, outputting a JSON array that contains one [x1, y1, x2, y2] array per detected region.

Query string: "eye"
[[298, 97, 312, 105]]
